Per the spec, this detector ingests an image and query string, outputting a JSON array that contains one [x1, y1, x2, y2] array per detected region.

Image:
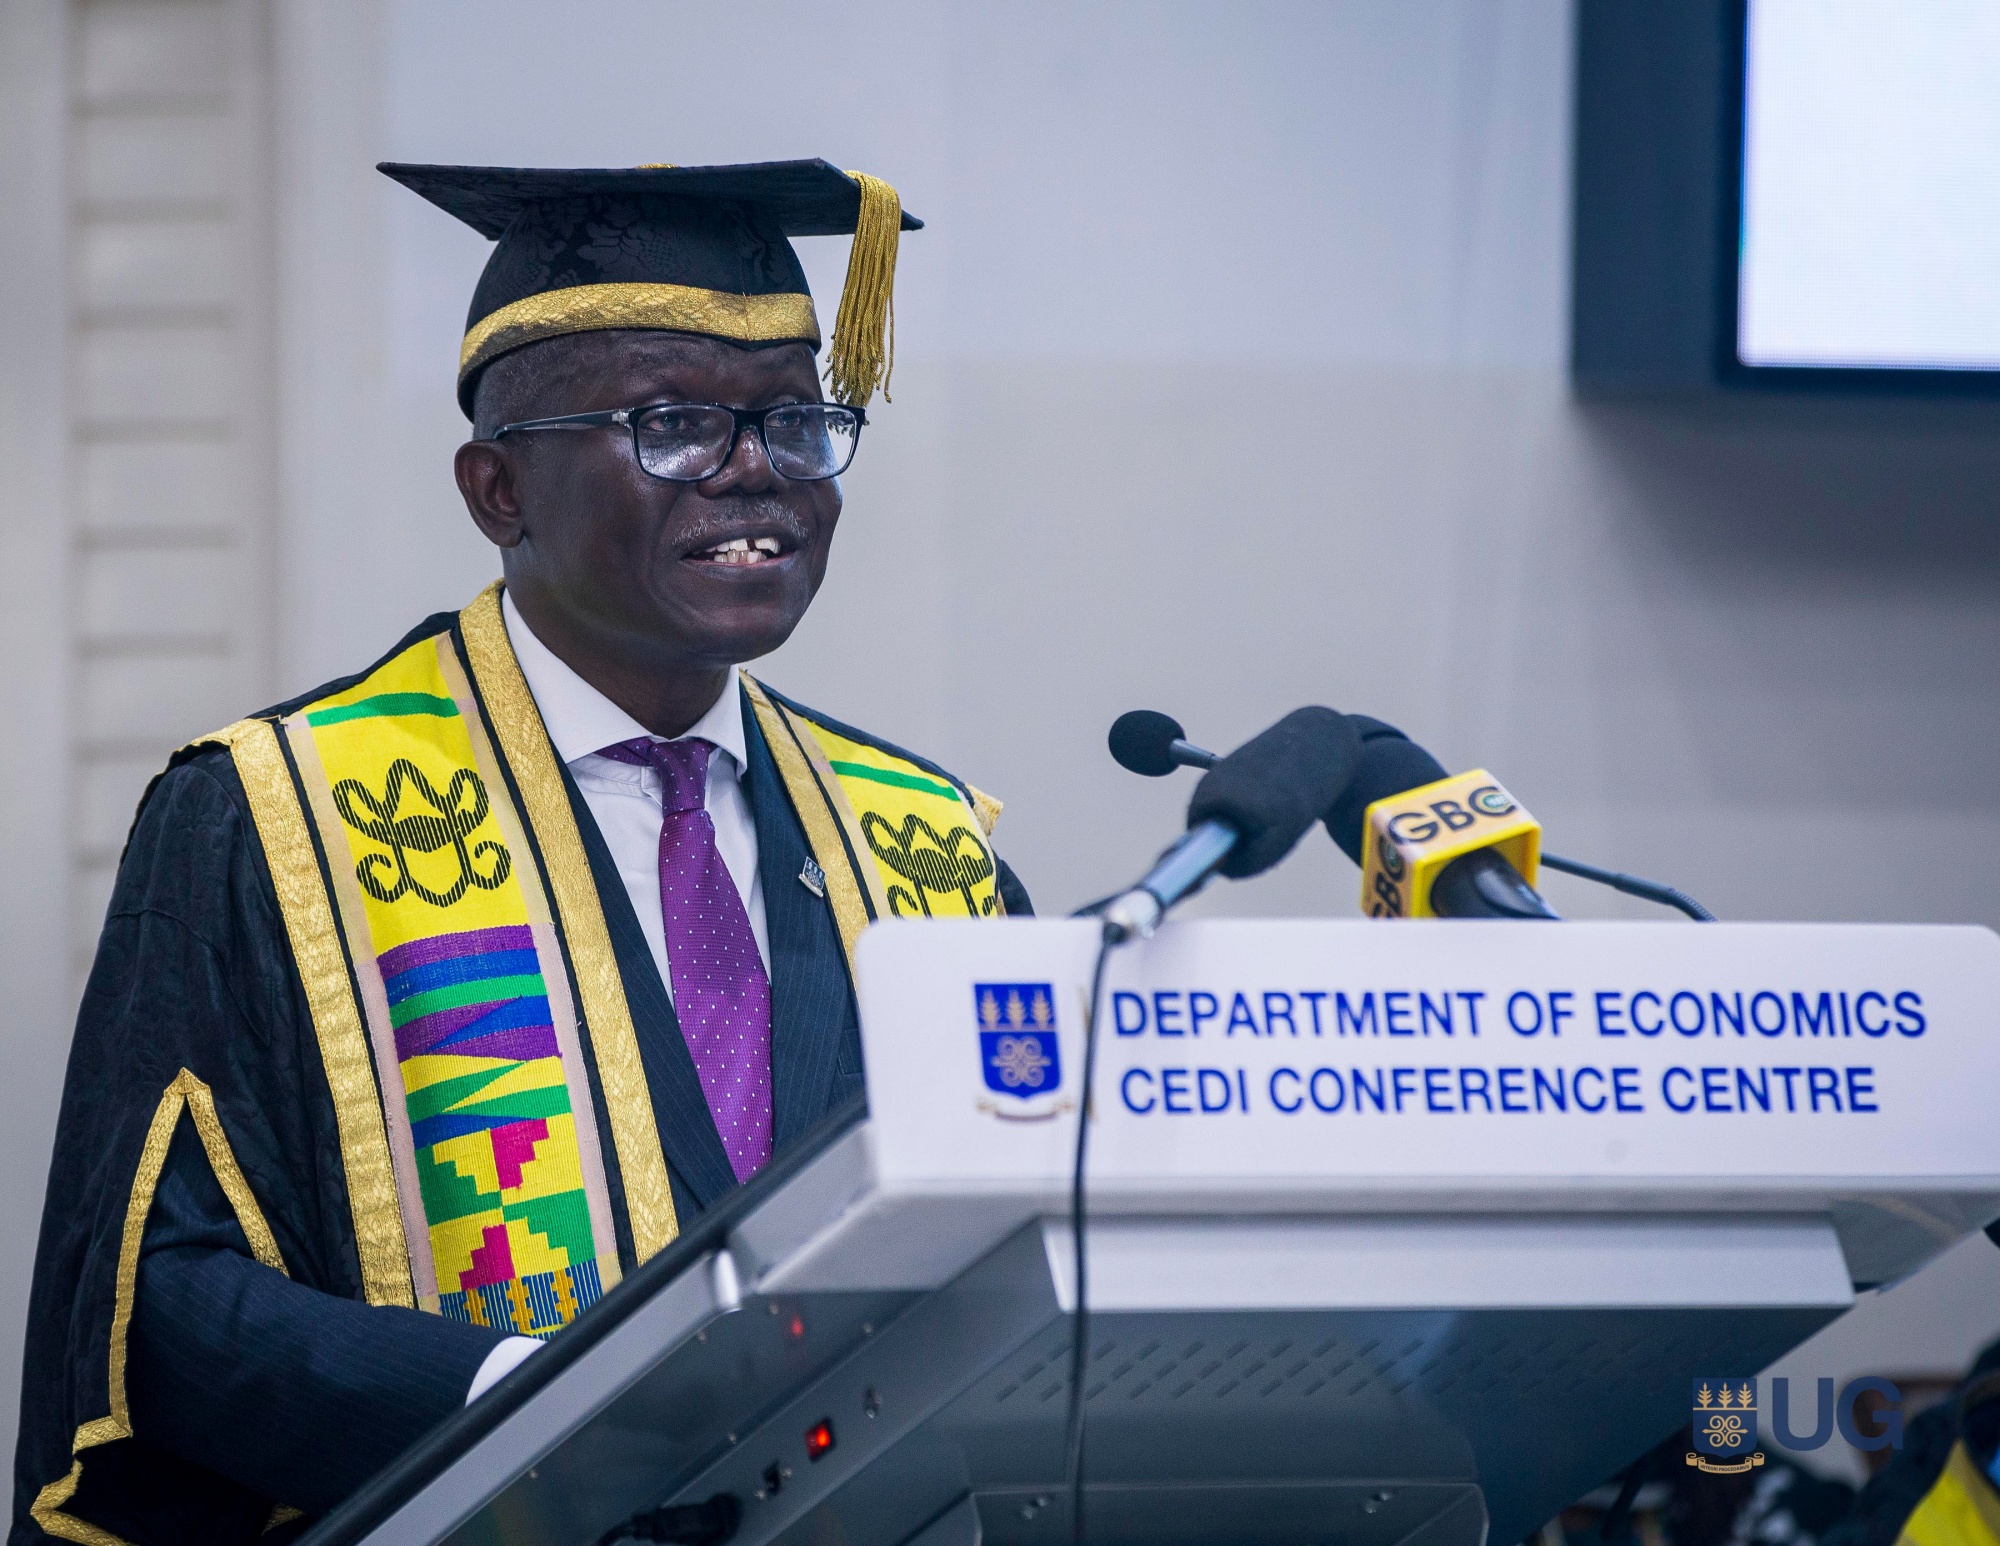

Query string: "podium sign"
[[868, 918, 2000, 1190], [304, 921, 2000, 1546]]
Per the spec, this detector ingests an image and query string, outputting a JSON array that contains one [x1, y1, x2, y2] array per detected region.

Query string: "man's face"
[[459, 330, 842, 673]]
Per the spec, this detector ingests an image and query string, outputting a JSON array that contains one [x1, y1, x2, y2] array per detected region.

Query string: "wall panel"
[[67, 0, 276, 991]]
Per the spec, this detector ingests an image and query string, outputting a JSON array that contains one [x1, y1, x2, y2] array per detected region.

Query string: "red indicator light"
[[804, 1418, 836, 1462], [788, 1315, 806, 1339]]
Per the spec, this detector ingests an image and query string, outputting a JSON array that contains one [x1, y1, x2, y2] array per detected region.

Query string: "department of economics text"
[[1106, 985, 1929, 1120], [1110, 987, 1928, 1040]]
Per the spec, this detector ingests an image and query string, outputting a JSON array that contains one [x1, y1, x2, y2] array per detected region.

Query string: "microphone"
[[1099, 824, 1237, 942], [1099, 708, 1360, 941], [1323, 718, 1557, 921], [1107, 710, 1218, 775]]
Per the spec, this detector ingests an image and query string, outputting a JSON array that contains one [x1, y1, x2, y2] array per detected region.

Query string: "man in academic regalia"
[[11, 160, 1029, 1544]]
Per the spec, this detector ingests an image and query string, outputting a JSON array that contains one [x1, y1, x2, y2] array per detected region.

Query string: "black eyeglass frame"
[[490, 400, 867, 483]]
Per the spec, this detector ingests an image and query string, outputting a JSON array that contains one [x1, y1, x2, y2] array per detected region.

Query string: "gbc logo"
[[1359, 768, 1536, 920], [1385, 786, 1517, 848]]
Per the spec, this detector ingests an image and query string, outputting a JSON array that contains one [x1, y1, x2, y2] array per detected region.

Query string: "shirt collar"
[[501, 587, 747, 773]]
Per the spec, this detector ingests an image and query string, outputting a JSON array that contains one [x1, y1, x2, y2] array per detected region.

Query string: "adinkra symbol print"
[[333, 759, 513, 907], [860, 811, 997, 917]]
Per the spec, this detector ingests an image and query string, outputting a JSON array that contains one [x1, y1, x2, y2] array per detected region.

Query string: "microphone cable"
[[1060, 928, 1118, 1546], [1537, 850, 1717, 921]]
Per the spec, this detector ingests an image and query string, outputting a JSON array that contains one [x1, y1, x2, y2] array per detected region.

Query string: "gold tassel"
[[825, 171, 900, 407]]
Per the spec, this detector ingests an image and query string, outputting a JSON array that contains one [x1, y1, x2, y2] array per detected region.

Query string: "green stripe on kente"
[[415, 1141, 500, 1217], [306, 692, 461, 726], [452, 1084, 573, 1125], [504, 1190, 595, 1260], [404, 1063, 522, 1124], [828, 760, 957, 801], [390, 973, 547, 1028]]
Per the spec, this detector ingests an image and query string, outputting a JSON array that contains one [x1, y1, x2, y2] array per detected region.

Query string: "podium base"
[[621, 1221, 1842, 1546]]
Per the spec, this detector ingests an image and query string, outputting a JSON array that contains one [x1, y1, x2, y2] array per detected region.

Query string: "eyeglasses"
[[491, 400, 865, 483]]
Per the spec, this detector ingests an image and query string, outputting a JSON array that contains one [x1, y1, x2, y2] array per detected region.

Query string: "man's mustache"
[[672, 500, 815, 551]]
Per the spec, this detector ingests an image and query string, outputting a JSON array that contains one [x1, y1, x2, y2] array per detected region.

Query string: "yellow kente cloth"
[[740, 677, 1005, 968], [284, 627, 623, 1334]]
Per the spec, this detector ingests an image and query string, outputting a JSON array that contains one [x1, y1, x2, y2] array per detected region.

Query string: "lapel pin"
[[798, 857, 826, 898]]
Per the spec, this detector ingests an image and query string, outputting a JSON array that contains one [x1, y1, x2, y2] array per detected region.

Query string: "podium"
[[301, 920, 2000, 1546]]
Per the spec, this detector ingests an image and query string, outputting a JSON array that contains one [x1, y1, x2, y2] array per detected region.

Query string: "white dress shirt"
[[473, 592, 773, 1400], [501, 589, 770, 994]]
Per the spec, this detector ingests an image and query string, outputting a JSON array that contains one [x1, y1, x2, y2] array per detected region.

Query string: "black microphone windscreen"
[[1108, 710, 1188, 778], [1324, 732, 1450, 864], [1185, 707, 1362, 879]]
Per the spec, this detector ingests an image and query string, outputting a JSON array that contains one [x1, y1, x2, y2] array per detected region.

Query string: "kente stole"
[[741, 676, 1006, 951], [284, 626, 623, 1335], [189, 583, 1004, 1339]]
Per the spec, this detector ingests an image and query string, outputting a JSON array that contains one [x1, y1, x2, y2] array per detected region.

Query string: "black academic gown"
[[10, 686, 1029, 1544]]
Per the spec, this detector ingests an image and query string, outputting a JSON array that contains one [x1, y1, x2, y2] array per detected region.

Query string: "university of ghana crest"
[[1688, 1379, 1765, 1475], [974, 981, 1072, 1122]]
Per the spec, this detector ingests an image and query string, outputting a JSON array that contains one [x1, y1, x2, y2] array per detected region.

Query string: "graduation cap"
[[378, 159, 922, 417]]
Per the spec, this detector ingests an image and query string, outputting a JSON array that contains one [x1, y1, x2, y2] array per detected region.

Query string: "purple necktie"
[[598, 736, 772, 1181]]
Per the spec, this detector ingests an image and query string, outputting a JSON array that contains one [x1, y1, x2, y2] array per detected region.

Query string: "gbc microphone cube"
[[1359, 770, 1541, 919]]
